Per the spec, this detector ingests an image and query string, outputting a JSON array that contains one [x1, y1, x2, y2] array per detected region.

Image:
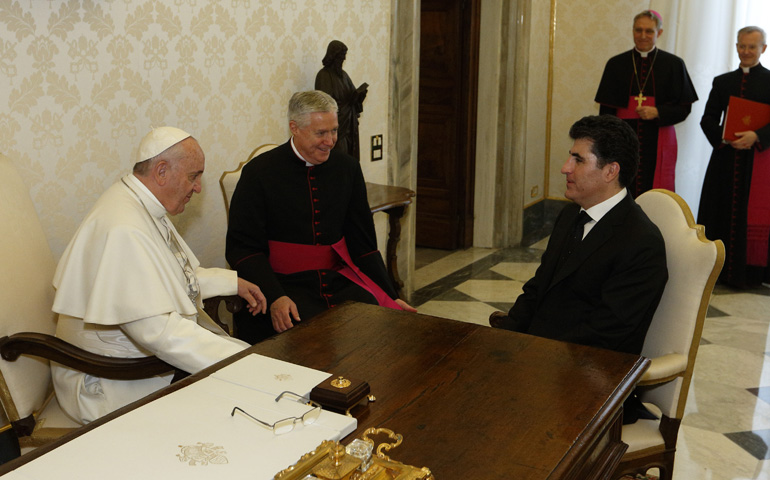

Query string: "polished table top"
[[251, 303, 648, 479], [2, 302, 647, 479]]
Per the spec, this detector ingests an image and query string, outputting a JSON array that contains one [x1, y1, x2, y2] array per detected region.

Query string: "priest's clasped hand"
[[237, 277, 267, 316], [730, 130, 759, 150], [635, 105, 659, 120]]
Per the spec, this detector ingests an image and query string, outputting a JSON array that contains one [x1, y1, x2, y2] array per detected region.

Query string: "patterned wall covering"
[[0, 0, 391, 267], [548, 0, 648, 197]]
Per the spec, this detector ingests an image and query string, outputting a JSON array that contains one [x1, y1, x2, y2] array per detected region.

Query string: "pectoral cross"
[[635, 92, 647, 108]]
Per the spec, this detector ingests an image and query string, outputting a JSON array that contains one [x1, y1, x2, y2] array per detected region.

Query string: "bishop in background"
[[595, 9, 697, 197]]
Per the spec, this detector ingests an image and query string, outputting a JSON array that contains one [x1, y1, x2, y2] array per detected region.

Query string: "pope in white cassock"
[[51, 127, 266, 425]]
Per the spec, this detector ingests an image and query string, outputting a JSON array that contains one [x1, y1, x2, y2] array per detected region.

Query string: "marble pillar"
[[389, 0, 420, 300]]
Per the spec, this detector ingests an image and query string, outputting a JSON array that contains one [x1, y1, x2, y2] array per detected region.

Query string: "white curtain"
[[650, 0, 770, 219]]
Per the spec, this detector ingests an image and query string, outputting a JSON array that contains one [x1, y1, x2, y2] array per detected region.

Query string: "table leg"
[[385, 205, 406, 295]]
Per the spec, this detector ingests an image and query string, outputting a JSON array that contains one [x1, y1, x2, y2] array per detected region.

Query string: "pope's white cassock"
[[51, 173, 248, 425]]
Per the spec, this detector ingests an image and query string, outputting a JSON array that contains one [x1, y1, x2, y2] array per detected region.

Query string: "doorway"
[[416, 0, 480, 250]]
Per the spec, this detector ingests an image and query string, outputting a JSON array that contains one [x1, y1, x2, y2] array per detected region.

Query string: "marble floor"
[[412, 243, 770, 480]]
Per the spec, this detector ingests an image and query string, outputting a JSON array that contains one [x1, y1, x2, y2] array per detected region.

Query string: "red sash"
[[268, 239, 402, 310], [747, 147, 770, 266], [616, 96, 677, 191]]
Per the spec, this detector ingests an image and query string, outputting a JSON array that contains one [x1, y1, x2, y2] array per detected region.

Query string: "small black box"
[[310, 375, 370, 413]]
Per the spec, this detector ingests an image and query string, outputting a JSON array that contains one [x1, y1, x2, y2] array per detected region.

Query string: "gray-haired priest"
[[226, 90, 415, 345], [51, 127, 266, 425]]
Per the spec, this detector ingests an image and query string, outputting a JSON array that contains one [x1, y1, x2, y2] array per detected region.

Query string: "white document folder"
[[212, 353, 333, 398], [14, 377, 356, 480]]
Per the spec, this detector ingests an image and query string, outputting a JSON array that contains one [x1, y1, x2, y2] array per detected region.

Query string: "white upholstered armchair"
[[0, 153, 172, 459], [219, 143, 278, 217], [614, 189, 724, 480]]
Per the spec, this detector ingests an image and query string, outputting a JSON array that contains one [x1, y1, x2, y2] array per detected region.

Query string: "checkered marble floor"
[[413, 244, 770, 479]]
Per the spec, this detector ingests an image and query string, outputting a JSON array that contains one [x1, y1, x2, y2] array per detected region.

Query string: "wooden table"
[[0, 303, 647, 479], [365, 182, 415, 294]]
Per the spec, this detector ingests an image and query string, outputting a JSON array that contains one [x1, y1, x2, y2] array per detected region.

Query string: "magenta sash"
[[268, 239, 402, 310], [616, 96, 677, 191], [747, 147, 770, 266]]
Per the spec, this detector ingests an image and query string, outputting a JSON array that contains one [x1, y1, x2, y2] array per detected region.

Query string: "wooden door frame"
[[414, 0, 480, 250], [458, 0, 481, 247]]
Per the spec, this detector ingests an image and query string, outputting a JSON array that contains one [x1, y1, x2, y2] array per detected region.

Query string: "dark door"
[[416, 0, 480, 249]]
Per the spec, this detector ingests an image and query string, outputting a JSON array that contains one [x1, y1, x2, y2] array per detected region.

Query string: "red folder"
[[723, 96, 770, 141]]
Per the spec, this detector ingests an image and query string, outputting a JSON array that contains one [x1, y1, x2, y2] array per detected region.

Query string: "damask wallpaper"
[[0, 0, 391, 267], [547, 0, 649, 197]]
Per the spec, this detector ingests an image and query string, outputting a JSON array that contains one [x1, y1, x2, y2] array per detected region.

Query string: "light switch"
[[371, 135, 383, 161]]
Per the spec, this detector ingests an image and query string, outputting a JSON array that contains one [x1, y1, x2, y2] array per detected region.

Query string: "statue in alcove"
[[315, 40, 368, 160]]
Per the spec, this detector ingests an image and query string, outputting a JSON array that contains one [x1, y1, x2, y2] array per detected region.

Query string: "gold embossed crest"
[[177, 442, 228, 466]]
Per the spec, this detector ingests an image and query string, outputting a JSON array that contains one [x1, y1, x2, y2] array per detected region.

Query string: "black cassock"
[[595, 48, 697, 196], [698, 63, 770, 287], [226, 141, 397, 344]]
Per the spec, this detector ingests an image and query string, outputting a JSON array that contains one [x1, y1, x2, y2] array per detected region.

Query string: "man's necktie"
[[558, 211, 591, 269]]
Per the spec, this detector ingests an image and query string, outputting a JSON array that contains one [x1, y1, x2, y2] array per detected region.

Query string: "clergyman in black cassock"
[[226, 91, 409, 345], [595, 10, 697, 197], [698, 26, 770, 288]]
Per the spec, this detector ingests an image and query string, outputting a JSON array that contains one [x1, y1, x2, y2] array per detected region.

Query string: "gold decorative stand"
[[274, 428, 434, 480]]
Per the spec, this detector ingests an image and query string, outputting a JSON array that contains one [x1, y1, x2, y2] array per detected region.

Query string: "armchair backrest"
[[636, 189, 724, 420], [0, 153, 58, 423], [219, 143, 278, 216]]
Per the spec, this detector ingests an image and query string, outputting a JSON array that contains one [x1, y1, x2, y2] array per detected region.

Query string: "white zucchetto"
[[136, 126, 192, 163]]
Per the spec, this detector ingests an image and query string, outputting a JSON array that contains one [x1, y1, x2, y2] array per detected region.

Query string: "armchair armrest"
[[0, 333, 174, 380], [203, 295, 244, 336], [638, 353, 688, 386]]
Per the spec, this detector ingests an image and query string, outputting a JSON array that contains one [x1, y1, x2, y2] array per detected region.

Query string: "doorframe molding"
[[460, 0, 481, 248]]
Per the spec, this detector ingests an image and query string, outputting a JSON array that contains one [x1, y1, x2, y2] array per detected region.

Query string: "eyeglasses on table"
[[231, 391, 322, 435]]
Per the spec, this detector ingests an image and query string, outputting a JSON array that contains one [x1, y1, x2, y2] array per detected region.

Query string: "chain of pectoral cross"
[[632, 49, 659, 108]]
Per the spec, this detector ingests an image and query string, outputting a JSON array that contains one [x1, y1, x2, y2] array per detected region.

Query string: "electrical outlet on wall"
[[371, 134, 383, 161]]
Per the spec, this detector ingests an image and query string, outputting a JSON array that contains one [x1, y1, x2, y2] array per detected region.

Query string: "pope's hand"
[[237, 278, 267, 315], [270, 296, 300, 333]]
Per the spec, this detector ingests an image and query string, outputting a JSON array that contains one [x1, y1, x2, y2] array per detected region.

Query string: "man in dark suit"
[[491, 115, 668, 420], [489, 115, 668, 423]]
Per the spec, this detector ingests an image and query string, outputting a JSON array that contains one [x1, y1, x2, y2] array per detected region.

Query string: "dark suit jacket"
[[504, 193, 668, 356]]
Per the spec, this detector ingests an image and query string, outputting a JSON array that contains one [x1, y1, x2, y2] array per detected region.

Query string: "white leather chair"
[[0, 153, 78, 453], [0, 153, 172, 457], [614, 189, 724, 480], [219, 143, 278, 217]]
